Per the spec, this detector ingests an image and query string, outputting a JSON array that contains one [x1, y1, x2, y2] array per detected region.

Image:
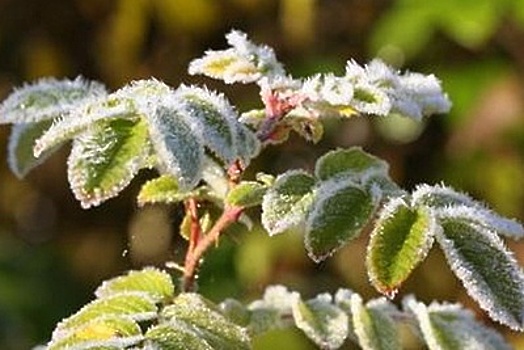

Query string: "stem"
[[182, 205, 244, 292], [185, 198, 201, 255]]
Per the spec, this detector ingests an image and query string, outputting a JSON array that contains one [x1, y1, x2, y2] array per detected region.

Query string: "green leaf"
[[137, 175, 191, 206], [0, 77, 106, 124], [235, 122, 261, 166], [405, 296, 512, 350], [351, 294, 401, 350], [226, 181, 267, 208], [48, 315, 142, 350], [334, 289, 358, 343], [67, 119, 150, 208], [95, 268, 175, 302], [261, 170, 316, 236], [219, 299, 251, 327], [145, 321, 215, 350], [367, 198, 435, 297], [436, 214, 524, 330], [305, 180, 376, 262], [147, 103, 205, 191], [7, 120, 54, 178], [56, 292, 158, 333], [162, 293, 250, 350], [315, 147, 389, 182], [284, 108, 324, 143], [292, 294, 349, 350]]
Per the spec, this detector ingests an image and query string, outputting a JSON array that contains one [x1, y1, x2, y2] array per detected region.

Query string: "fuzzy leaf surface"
[[162, 293, 250, 350], [226, 181, 267, 208], [145, 321, 215, 350], [436, 216, 524, 330], [367, 198, 435, 296], [137, 175, 191, 206], [0, 77, 106, 124], [95, 268, 174, 302], [305, 181, 376, 262], [7, 120, 54, 178], [261, 170, 316, 236], [147, 104, 204, 191], [292, 294, 349, 350], [67, 119, 149, 208]]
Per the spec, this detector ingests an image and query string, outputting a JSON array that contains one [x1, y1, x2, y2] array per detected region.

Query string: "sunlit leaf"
[[145, 321, 214, 350], [351, 294, 401, 350], [47, 315, 142, 350], [7, 120, 54, 178], [334, 289, 358, 343], [405, 296, 512, 350], [292, 293, 349, 350], [0, 77, 106, 124], [147, 103, 204, 191], [226, 181, 267, 208], [367, 198, 435, 297], [261, 170, 316, 236], [436, 215, 524, 330], [305, 180, 376, 262], [162, 293, 250, 350], [95, 268, 174, 302], [137, 175, 191, 206], [67, 119, 149, 208], [314, 147, 389, 182]]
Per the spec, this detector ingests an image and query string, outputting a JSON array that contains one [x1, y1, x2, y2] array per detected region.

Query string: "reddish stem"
[[185, 198, 201, 255]]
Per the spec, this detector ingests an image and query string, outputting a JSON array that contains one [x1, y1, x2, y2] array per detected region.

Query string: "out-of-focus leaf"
[[261, 170, 316, 236], [367, 198, 435, 297], [305, 180, 376, 262], [292, 293, 349, 350], [67, 119, 149, 208], [436, 216, 524, 330]]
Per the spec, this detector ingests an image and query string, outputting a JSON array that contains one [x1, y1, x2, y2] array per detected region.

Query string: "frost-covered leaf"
[[95, 268, 174, 302], [235, 122, 261, 166], [305, 180, 376, 262], [314, 147, 389, 182], [147, 103, 204, 191], [54, 292, 158, 334], [367, 198, 436, 297], [413, 184, 524, 239], [351, 294, 401, 350], [7, 120, 54, 178], [47, 315, 142, 350], [0, 77, 106, 124], [405, 296, 512, 350], [292, 293, 349, 350], [284, 107, 324, 143], [67, 119, 149, 208], [137, 175, 192, 206], [145, 321, 215, 350], [334, 289, 358, 343], [162, 293, 250, 350], [226, 181, 267, 208], [248, 285, 300, 334], [436, 214, 524, 330], [219, 299, 251, 327], [188, 30, 285, 84], [261, 170, 316, 236], [176, 85, 239, 165]]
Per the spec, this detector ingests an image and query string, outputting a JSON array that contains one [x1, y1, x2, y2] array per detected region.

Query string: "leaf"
[[95, 268, 175, 302], [201, 156, 230, 199], [305, 180, 376, 262], [7, 120, 54, 178], [284, 108, 324, 143], [314, 147, 389, 182], [413, 184, 524, 239], [67, 119, 150, 208], [220, 299, 251, 327], [176, 85, 239, 165], [292, 293, 349, 350], [366, 198, 436, 297], [162, 293, 250, 350], [145, 321, 215, 350], [333, 289, 358, 343], [261, 170, 316, 236], [226, 181, 267, 208], [47, 315, 143, 350], [137, 175, 191, 206], [55, 292, 158, 334], [404, 296, 512, 350], [147, 103, 205, 191], [235, 122, 261, 166], [0, 77, 106, 124], [351, 294, 401, 350], [435, 214, 524, 330]]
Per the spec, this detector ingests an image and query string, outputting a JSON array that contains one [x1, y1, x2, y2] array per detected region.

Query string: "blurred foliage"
[[0, 0, 523, 348]]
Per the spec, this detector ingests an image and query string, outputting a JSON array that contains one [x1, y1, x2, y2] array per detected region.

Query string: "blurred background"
[[0, 0, 523, 348]]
